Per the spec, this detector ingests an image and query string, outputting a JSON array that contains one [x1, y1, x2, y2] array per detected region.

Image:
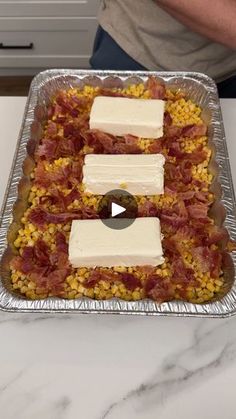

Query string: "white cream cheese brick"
[[89, 96, 165, 139], [83, 165, 164, 195], [84, 153, 165, 167], [83, 153, 165, 195], [68, 218, 164, 268]]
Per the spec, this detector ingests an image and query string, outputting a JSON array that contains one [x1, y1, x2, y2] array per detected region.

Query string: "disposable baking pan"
[[0, 69, 236, 316]]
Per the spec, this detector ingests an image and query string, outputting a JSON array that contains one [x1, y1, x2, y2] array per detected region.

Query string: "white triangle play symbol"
[[111, 202, 126, 217]]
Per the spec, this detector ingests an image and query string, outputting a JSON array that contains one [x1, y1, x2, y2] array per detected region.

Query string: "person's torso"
[[98, 0, 236, 82]]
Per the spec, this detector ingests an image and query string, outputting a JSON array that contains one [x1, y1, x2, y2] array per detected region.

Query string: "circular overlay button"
[[98, 189, 138, 230]]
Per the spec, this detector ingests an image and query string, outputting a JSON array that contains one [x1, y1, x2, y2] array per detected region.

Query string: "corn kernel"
[[206, 283, 215, 292]]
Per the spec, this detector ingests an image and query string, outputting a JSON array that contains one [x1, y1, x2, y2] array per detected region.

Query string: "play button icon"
[[98, 189, 138, 229], [111, 202, 126, 217]]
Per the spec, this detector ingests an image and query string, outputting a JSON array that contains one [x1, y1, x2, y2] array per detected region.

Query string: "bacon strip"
[[28, 206, 98, 228], [40, 188, 81, 211], [82, 129, 141, 154], [191, 246, 222, 278], [187, 203, 208, 219], [181, 124, 207, 138], [11, 236, 71, 295], [146, 76, 166, 99], [145, 274, 175, 302], [34, 160, 83, 189]]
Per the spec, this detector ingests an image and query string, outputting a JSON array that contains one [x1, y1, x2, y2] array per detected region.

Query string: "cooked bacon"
[[100, 270, 120, 282], [63, 123, 77, 138], [84, 269, 120, 288], [31, 268, 68, 296], [160, 201, 188, 230], [165, 125, 182, 140], [40, 188, 80, 211], [180, 161, 193, 184], [11, 237, 71, 295], [146, 76, 166, 99], [60, 137, 84, 157], [145, 274, 175, 302], [168, 141, 184, 159], [181, 124, 207, 138], [178, 190, 195, 201], [84, 270, 101, 288], [138, 265, 156, 275], [191, 246, 211, 273], [186, 146, 207, 164], [37, 139, 58, 160], [195, 191, 210, 203], [138, 201, 159, 217], [192, 179, 208, 189], [28, 207, 81, 227], [120, 273, 142, 290], [145, 274, 162, 295], [37, 134, 84, 161], [80, 205, 100, 219], [187, 203, 208, 219], [174, 224, 195, 240], [148, 140, 163, 153], [166, 160, 193, 185], [171, 258, 196, 284], [46, 121, 58, 136], [93, 130, 116, 153], [56, 92, 80, 117], [164, 111, 172, 126], [117, 144, 141, 155], [35, 160, 83, 189], [50, 250, 70, 271], [163, 225, 195, 256], [10, 255, 25, 272], [55, 231, 68, 253], [165, 162, 182, 181], [81, 130, 105, 153], [11, 245, 36, 274], [168, 142, 206, 164], [71, 95, 91, 108], [113, 139, 141, 154], [162, 237, 179, 256], [192, 246, 222, 278], [34, 239, 50, 265], [99, 88, 127, 98], [54, 103, 63, 116], [164, 186, 176, 195], [29, 206, 99, 227], [83, 129, 141, 154], [84, 270, 142, 291], [123, 134, 139, 145]]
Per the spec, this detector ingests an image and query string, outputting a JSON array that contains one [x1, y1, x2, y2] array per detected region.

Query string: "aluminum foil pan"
[[0, 69, 236, 316]]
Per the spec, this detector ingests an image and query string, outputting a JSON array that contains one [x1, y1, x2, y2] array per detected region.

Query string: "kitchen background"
[[0, 0, 99, 95]]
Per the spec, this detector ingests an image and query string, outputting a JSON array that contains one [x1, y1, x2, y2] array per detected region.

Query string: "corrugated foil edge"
[[0, 69, 236, 317]]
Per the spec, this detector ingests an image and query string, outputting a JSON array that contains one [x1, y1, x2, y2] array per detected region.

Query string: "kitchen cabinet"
[[0, 0, 99, 74]]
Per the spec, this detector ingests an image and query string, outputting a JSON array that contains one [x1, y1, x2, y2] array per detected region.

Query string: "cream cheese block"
[[68, 218, 164, 268], [89, 96, 165, 139], [83, 153, 165, 195], [83, 165, 164, 195], [84, 153, 165, 167]]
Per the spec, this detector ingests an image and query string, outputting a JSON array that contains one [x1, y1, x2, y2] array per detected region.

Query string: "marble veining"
[[100, 319, 233, 419]]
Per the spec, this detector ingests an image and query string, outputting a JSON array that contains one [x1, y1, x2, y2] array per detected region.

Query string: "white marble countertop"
[[0, 98, 236, 419]]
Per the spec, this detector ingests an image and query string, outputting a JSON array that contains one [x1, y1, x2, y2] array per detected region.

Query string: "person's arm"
[[155, 0, 236, 49]]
